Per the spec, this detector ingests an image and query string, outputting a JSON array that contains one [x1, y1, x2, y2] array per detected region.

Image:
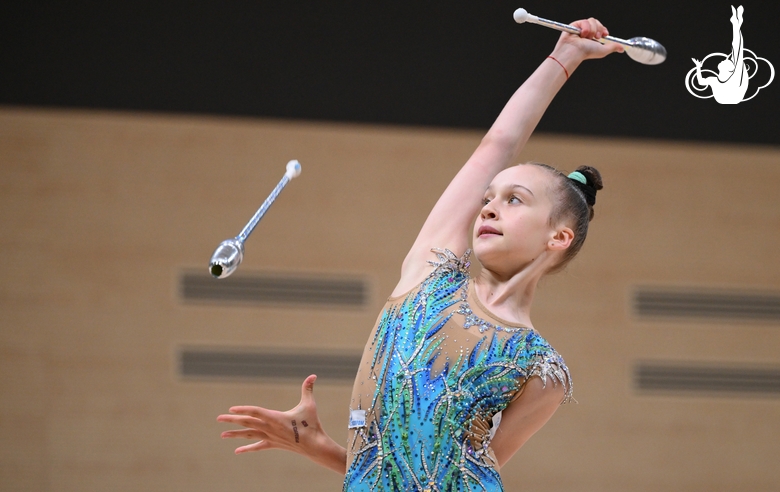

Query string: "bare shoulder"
[[390, 254, 435, 298], [515, 374, 567, 408]]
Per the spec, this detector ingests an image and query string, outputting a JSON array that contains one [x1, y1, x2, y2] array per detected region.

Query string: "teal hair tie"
[[567, 171, 587, 185]]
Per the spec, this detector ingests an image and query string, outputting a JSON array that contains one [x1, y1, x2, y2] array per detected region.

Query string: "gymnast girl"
[[218, 16, 623, 491]]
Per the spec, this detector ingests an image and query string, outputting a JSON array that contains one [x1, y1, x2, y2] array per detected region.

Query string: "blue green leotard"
[[344, 249, 573, 491]]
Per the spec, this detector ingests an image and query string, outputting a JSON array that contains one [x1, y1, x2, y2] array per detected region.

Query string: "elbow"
[[480, 130, 513, 150], [478, 131, 521, 163]]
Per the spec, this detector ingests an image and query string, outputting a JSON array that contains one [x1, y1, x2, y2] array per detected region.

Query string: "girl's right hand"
[[217, 374, 348, 474], [551, 17, 624, 64]]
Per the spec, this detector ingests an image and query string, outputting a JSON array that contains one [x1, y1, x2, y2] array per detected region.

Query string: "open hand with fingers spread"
[[217, 375, 347, 474]]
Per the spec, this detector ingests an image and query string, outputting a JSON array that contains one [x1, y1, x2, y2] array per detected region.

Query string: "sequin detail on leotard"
[[344, 249, 572, 492]]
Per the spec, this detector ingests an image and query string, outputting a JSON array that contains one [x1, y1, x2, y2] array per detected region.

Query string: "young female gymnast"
[[218, 16, 623, 491]]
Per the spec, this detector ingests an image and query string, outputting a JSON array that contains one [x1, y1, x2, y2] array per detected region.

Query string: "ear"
[[548, 227, 574, 251]]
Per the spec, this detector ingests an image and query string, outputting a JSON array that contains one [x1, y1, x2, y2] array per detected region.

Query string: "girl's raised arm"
[[392, 18, 623, 296]]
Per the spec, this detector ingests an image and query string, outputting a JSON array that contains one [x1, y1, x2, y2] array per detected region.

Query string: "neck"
[[474, 262, 545, 326]]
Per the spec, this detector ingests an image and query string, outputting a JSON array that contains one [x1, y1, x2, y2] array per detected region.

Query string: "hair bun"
[[568, 165, 603, 218], [574, 165, 603, 192]]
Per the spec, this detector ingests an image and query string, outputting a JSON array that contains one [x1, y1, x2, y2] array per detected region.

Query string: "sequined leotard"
[[344, 249, 573, 492]]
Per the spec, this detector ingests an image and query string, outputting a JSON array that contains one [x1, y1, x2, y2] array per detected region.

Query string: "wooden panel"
[[0, 107, 778, 491]]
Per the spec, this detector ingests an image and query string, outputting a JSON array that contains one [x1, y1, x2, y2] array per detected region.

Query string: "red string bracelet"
[[547, 55, 569, 80]]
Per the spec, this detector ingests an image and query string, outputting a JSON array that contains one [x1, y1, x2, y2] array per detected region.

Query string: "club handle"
[[514, 8, 633, 48], [516, 9, 580, 35], [237, 160, 301, 242]]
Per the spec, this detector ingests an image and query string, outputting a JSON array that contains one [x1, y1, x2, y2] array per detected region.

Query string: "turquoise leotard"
[[344, 249, 572, 491]]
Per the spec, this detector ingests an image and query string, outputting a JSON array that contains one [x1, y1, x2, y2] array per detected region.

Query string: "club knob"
[[513, 8, 530, 24], [285, 159, 302, 179]]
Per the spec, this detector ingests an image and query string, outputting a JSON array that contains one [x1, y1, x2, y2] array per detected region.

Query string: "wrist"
[[306, 431, 347, 474], [548, 45, 584, 75]]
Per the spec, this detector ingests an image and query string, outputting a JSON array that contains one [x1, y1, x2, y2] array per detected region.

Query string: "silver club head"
[[209, 238, 244, 278], [624, 37, 667, 65]]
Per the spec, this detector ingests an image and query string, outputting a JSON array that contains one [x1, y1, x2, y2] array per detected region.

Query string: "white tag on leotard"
[[348, 409, 366, 428], [488, 411, 502, 440]]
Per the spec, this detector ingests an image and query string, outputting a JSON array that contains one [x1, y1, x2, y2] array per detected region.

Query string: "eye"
[[508, 195, 522, 204], [482, 197, 491, 205]]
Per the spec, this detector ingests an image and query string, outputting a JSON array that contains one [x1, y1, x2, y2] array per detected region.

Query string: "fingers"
[[561, 17, 623, 57], [573, 17, 608, 40], [300, 374, 317, 404], [235, 440, 274, 454], [217, 414, 268, 431], [224, 405, 274, 420], [221, 428, 270, 441], [602, 40, 624, 55], [218, 381, 325, 458]]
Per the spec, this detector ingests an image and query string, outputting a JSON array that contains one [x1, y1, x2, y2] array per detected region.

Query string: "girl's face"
[[473, 165, 559, 276]]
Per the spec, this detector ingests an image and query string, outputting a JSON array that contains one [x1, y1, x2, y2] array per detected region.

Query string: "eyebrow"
[[510, 184, 534, 197], [484, 183, 535, 197]]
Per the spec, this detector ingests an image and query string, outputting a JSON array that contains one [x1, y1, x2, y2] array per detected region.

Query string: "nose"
[[480, 201, 497, 220]]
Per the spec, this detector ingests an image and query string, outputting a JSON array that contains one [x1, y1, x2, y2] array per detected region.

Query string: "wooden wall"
[[1, 107, 778, 491]]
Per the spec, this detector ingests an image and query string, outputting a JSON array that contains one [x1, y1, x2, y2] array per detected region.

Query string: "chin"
[[471, 243, 493, 267], [473, 243, 509, 269]]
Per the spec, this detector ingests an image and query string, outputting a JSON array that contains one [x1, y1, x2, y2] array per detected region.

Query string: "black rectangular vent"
[[635, 362, 780, 396], [180, 271, 368, 308], [179, 348, 361, 382], [634, 288, 780, 321]]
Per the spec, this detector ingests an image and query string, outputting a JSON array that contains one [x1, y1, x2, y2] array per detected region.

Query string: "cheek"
[[507, 214, 554, 250], [507, 209, 550, 235]]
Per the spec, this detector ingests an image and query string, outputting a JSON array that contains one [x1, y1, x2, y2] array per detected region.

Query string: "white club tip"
[[513, 8, 529, 24], [285, 159, 302, 179]]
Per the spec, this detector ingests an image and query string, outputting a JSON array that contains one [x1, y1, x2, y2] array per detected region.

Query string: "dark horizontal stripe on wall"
[[634, 288, 780, 322], [180, 271, 368, 308], [179, 348, 361, 382], [635, 362, 780, 397]]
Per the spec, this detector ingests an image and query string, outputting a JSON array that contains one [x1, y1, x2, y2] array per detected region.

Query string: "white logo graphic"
[[685, 5, 774, 104]]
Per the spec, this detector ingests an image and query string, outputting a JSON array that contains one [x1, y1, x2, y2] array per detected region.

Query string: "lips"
[[478, 225, 502, 237]]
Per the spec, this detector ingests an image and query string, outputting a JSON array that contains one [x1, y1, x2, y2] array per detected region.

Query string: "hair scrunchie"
[[567, 171, 597, 206]]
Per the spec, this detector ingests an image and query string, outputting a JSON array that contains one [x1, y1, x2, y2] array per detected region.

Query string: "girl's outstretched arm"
[[217, 375, 347, 474], [393, 18, 623, 296]]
